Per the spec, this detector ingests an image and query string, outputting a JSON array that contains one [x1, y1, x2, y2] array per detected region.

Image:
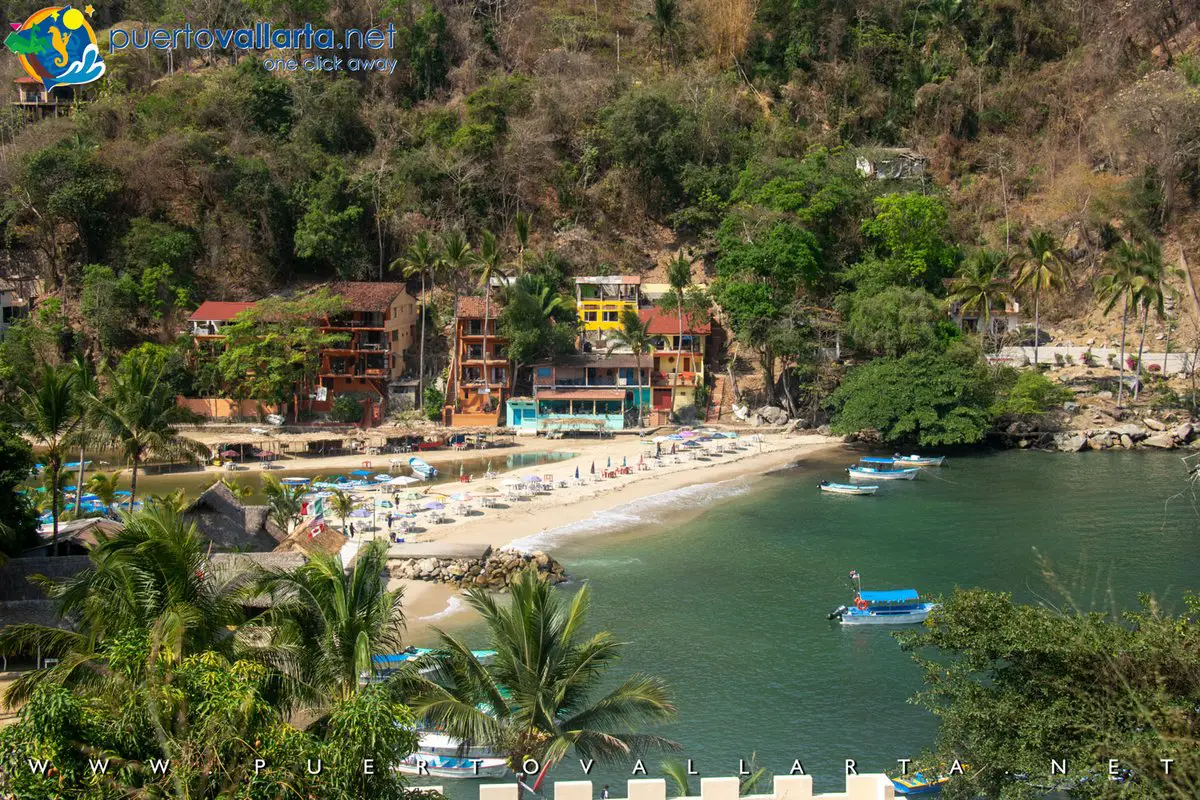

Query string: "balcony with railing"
[[652, 371, 700, 386]]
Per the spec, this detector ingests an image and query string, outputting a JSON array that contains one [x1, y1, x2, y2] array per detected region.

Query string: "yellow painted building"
[[574, 276, 641, 339], [640, 306, 711, 413]]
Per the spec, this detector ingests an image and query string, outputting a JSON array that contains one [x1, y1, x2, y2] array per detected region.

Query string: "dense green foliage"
[[993, 371, 1074, 418], [828, 341, 995, 445], [0, 423, 39, 556], [899, 588, 1200, 799]]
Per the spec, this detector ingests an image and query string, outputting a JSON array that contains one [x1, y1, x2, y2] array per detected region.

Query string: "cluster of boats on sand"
[[818, 453, 945, 496]]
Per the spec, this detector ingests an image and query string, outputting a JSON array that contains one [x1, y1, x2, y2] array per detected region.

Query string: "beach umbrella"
[[374, 474, 392, 482], [376, 500, 394, 509], [606, 456, 611, 468], [349, 509, 372, 518], [590, 461, 595, 474], [80, 493, 99, 502], [221, 449, 240, 458], [350, 469, 372, 477], [388, 475, 420, 487], [63, 485, 77, 493], [280, 477, 310, 485], [450, 492, 470, 502], [574, 466, 580, 480], [459, 462, 465, 477], [524, 475, 541, 483], [114, 490, 131, 497], [622, 455, 627, 467], [424, 501, 445, 510]]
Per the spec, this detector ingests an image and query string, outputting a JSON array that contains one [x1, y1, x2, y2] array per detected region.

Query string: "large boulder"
[[1142, 432, 1176, 449], [1108, 423, 1147, 440], [753, 406, 789, 426], [1053, 432, 1087, 452], [1143, 418, 1167, 431], [1119, 434, 1134, 449], [1170, 422, 1194, 443]]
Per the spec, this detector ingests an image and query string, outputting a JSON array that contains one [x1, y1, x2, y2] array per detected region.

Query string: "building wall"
[[478, 775, 895, 800], [578, 299, 639, 334], [176, 397, 283, 420]]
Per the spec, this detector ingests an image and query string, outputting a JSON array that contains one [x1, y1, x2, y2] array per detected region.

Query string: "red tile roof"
[[14, 77, 41, 85], [639, 306, 712, 335], [189, 301, 257, 322], [327, 282, 411, 312], [455, 295, 503, 319]]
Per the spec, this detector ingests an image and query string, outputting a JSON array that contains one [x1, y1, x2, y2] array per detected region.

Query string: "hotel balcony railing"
[[651, 371, 699, 386]]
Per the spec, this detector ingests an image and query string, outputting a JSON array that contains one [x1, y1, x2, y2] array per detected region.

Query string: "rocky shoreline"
[[387, 547, 567, 589], [1042, 418, 1198, 452]]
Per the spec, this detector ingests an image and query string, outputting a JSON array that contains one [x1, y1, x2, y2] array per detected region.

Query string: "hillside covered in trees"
[[0, 0, 1198, 423]]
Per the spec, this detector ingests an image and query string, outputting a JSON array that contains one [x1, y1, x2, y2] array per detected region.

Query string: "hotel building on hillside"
[[444, 296, 512, 427], [574, 275, 641, 343], [506, 353, 652, 434], [640, 306, 712, 414]]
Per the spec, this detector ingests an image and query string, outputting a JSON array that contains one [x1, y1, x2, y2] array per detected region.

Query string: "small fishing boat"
[[859, 456, 896, 465], [892, 454, 946, 467], [891, 772, 950, 796], [408, 456, 439, 479], [828, 588, 938, 625], [819, 481, 878, 496], [396, 751, 509, 779], [846, 466, 919, 481]]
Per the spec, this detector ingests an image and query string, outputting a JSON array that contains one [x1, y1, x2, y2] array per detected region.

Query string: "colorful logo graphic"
[[5, 5, 105, 91]]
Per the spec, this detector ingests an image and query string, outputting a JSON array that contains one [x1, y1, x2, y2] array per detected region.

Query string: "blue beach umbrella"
[[114, 490, 131, 497], [574, 466, 580, 480], [424, 501, 445, 511], [349, 509, 372, 518], [606, 456, 611, 468], [622, 455, 627, 467], [349, 469, 372, 477], [63, 485, 78, 493]]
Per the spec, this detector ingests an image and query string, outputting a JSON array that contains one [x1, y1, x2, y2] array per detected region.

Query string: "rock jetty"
[[1051, 420, 1196, 452], [387, 546, 567, 590]]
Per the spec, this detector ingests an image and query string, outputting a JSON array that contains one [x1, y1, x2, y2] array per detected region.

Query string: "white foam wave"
[[506, 477, 753, 552], [418, 594, 467, 621]]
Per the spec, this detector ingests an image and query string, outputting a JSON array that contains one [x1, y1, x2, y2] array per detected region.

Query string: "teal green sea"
[[429, 448, 1200, 795]]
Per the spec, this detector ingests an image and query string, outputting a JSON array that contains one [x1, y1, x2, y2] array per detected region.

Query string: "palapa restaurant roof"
[[538, 388, 625, 401], [327, 281, 411, 312]]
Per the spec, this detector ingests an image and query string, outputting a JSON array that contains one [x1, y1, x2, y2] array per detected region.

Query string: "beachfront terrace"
[[478, 775, 895, 800]]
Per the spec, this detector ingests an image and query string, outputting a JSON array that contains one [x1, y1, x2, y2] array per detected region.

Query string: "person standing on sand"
[[601, 786, 610, 799]]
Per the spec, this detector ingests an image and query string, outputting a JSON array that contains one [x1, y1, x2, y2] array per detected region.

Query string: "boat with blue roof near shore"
[[846, 465, 919, 481], [892, 454, 946, 467], [828, 571, 938, 625]]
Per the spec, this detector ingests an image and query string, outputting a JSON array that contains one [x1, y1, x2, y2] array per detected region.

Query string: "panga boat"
[[859, 456, 896, 465], [397, 731, 509, 778], [892, 454, 946, 467], [408, 456, 439, 479], [846, 465, 919, 481], [828, 574, 938, 625], [891, 772, 951, 795], [819, 481, 878, 496]]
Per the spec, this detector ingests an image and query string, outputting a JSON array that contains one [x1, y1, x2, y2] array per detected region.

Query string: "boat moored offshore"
[[892, 454, 946, 467], [819, 481, 878, 496], [408, 456, 439, 479], [828, 571, 938, 625], [396, 730, 509, 778], [846, 465, 919, 481]]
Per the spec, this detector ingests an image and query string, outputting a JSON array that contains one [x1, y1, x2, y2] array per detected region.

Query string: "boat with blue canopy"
[[819, 481, 878, 496], [859, 456, 896, 465], [828, 572, 938, 625], [892, 454, 945, 467], [846, 465, 919, 481]]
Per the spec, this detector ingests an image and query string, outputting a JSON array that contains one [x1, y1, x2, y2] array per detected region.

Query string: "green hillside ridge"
[[0, 0, 1198, 434]]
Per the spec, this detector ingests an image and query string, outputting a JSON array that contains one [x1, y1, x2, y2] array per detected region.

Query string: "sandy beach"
[[384, 431, 847, 639]]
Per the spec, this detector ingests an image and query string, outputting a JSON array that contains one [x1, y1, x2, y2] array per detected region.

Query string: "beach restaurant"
[[507, 389, 627, 434]]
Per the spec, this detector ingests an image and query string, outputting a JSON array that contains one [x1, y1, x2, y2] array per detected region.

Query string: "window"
[[584, 311, 598, 322], [602, 311, 619, 322]]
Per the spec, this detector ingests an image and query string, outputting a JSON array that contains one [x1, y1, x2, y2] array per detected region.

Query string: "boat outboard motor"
[[827, 605, 848, 620]]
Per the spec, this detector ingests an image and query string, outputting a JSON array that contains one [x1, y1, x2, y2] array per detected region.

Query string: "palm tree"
[[328, 488, 356, 535], [8, 363, 82, 553], [262, 474, 306, 536], [513, 211, 532, 273], [398, 567, 677, 772], [475, 230, 511, 413], [1128, 238, 1182, 400], [218, 476, 254, 499], [648, 0, 682, 68], [607, 308, 655, 427], [665, 252, 692, 414], [70, 352, 101, 516], [1014, 230, 1067, 367], [0, 505, 249, 704], [439, 229, 476, 294], [392, 231, 439, 408], [948, 249, 1012, 351], [1096, 241, 1150, 408], [245, 539, 405, 708], [85, 470, 123, 514], [89, 358, 208, 504]]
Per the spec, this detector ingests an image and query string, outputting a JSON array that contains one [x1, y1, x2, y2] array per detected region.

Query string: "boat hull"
[[396, 755, 509, 778], [820, 483, 878, 495], [846, 467, 918, 481], [840, 603, 937, 625], [892, 455, 945, 466]]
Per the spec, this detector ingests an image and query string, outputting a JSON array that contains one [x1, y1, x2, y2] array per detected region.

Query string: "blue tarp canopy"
[[860, 456, 895, 464], [860, 589, 919, 603]]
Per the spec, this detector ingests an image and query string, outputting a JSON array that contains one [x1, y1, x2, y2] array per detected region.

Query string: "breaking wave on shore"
[[417, 594, 468, 621], [506, 476, 754, 552]]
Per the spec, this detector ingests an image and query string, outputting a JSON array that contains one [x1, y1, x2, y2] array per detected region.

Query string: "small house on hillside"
[[182, 482, 286, 552], [855, 147, 928, 181], [24, 517, 124, 557]]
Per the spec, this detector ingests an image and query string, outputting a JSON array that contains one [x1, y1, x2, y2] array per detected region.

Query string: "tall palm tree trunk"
[[1033, 285, 1040, 367], [635, 355, 644, 428], [417, 272, 427, 409], [482, 287, 492, 417], [49, 454, 61, 554], [75, 444, 85, 518], [130, 454, 141, 506], [1117, 295, 1129, 408], [671, 297, 683, 414], [1134, 303, 1149, 400]]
